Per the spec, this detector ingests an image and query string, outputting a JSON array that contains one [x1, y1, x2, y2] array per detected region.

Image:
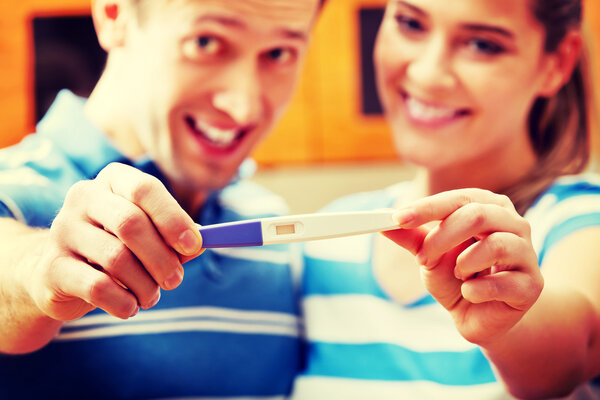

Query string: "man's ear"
[[91, 0, 132, 51], [538, 30, 582, 97]]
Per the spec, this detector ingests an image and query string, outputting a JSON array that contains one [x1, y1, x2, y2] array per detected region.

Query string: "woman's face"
[[375, 0, 557, 172]]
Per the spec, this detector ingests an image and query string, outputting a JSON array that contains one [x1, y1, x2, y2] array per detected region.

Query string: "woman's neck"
[[421, 133, 538, 197]]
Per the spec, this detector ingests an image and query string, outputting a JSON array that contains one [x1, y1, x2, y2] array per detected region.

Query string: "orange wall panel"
[[0, 0, 91, 147]]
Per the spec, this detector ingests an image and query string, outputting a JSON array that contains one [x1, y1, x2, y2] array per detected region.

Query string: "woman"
[[293, 0, 600, 398]]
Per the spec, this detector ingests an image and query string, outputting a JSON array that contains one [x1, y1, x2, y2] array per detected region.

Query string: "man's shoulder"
[[0, 134, 85, 226]]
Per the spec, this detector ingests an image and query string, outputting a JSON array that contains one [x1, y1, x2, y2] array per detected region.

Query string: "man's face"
[[117, 0, 319, 192]]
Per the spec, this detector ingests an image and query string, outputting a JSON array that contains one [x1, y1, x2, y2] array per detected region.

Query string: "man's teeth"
[[195, 120, 238, 147], [406, 97, 458, 121]]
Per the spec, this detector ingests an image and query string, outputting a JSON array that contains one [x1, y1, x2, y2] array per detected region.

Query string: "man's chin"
[[184, 168, 238, 192]]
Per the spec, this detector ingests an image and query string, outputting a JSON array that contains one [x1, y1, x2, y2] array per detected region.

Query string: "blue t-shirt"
[[0, 91, 302, 399], [292, 177, 600, 399]]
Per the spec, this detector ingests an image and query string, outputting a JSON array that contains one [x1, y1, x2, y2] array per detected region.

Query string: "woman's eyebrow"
[[395, 2, 515, 40], [460, 23, 515, 38], [396, 1, 426, 16]]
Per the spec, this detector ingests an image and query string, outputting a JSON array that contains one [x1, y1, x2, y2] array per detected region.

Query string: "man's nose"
[[212, 90, 257, 125], [211, 62, 262, 125]]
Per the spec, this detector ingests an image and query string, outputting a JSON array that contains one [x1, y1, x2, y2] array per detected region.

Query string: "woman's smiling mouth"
[[401, 91, 471, 128]]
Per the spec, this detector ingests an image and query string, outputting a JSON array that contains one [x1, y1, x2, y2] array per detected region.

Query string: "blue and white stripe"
[[0, 91, 302, 400], [293, 175, 600, 399]]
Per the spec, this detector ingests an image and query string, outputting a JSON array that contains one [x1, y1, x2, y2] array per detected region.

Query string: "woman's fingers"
[[455, 232, 538, 280], [418, 203, 531, 267], [455, 232, 542, 309], [381, 226, 429, 256], [460, 270, 543, 311], [393, 188, 516, 228]]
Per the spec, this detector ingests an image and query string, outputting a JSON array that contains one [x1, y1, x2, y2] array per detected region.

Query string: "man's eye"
[[196, 36, 221, 55], [182, 35, 223, 60], [265, 48, 296, 65]]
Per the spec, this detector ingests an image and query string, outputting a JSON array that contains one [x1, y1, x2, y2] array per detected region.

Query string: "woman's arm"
[[482, 227, 600, 399], [383, 188, 600, 398]]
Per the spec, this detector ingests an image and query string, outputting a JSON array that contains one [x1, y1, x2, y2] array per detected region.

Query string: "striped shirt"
[[0, 91, 301, 399], [292, 176, 600, 399]]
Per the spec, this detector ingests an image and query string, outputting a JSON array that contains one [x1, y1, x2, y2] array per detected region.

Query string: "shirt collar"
[[36, 90, 134, 179]]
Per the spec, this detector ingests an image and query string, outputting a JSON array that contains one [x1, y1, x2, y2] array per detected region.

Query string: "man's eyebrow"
[[461, 24, 515, 39], [194, 14, 307, 42], [194, 14, 246, 28], [274, 28, 308, 42]]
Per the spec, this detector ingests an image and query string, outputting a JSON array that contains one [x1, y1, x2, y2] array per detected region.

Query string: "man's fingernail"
[[164, 266, 184, 290], [178, 229, 202, 255], [129, 305, 140, 318], [393, 209, 415, 225], [143, 291, 161, 309]]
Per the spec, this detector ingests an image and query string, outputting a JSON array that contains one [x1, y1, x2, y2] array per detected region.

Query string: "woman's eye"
[[395, 15, 425, 33], [466, 38, 505, 55], [264, 48, 296, 65]]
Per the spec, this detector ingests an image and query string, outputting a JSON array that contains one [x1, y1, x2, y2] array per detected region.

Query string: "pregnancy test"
[[197, 209, 399, 248]]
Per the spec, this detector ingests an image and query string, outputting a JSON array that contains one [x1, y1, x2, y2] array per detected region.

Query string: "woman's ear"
[[538, 30, 582, 97], [91, 0, 132, 51]]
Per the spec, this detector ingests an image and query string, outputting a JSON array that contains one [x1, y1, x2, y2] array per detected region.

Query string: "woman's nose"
[[405, 35, 456, 92]]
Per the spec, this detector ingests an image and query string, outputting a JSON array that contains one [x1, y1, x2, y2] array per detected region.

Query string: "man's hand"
[[24, 162, 204, 321]]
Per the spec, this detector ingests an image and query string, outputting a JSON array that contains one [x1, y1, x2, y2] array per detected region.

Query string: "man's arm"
[[0, 218, 62, 354], [0, 163, 204, 355]]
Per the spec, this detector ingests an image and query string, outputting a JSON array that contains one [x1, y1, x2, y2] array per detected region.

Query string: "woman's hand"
[[24, 163, 204, 322], [383, 188, 543, 345]]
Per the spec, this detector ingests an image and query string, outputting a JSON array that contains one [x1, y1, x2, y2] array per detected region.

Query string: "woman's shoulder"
[[540, 172, 600, 202], [526, 172, 600, 263]]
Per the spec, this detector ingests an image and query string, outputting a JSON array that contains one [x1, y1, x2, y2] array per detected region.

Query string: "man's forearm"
[[0, 218, 62, 354]]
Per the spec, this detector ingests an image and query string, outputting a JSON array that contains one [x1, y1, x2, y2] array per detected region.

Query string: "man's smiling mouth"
[[185, 115, 249, 150]]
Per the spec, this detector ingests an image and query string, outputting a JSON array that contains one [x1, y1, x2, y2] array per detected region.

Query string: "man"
[[0, 0, 323, 398]]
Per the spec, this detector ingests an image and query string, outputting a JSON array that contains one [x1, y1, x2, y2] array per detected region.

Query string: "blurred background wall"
[[0, 0, 598, 212]]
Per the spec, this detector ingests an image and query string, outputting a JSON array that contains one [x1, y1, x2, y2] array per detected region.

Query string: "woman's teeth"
[[405, 96, 461, 122]]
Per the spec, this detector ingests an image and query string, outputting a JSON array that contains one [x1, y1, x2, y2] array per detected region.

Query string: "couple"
[[0, 0, 599, 399]]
